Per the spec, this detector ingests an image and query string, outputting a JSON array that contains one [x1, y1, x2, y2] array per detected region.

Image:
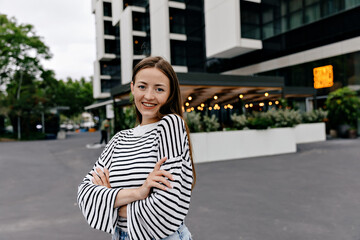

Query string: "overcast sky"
[[0, 0, 96, 81]]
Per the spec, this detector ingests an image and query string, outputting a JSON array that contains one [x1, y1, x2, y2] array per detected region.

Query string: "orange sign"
[[313, 65, 334, 89]]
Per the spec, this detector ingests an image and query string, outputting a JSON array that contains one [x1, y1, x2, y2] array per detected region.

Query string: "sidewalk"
[[0, 132, 359, 240]]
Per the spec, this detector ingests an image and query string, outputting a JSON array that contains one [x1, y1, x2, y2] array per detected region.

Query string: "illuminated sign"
[[313, 65, 334, 89]]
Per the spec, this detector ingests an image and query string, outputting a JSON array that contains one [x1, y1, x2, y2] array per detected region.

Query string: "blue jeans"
[[112, 224, 192, 240]]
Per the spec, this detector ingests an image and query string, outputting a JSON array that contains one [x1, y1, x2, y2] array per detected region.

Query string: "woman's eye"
[[138, 85, 145, 89], [156, 88, 164, 92]]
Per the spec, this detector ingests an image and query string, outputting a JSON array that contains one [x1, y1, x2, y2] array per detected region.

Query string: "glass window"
[[305, 4, 320, 23], [123, 0, 148, 9], [133, 36, 150, 56], [171, 40, 187, 66], [101, 79, 120, 93], [100, 60, 120, 76], [241, 1, 261, 39], [289, 11, 303, 30], [104, 39, 120, 55], [103, 2, 112, 17], [104, 21, 115, 35], [289, 0, 302, 12], [345, 0, 360, 9], [169, 8, 186, 34], [263, 22, 274, 39], [305, 0, 320, 6], [132, 12, 149, 32]]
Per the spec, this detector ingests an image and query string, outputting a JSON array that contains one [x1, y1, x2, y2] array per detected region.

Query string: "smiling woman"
[[77, 56, 196, 240]]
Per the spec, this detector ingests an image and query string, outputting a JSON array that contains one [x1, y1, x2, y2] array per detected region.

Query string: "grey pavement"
[[0, 131, 360, 240]]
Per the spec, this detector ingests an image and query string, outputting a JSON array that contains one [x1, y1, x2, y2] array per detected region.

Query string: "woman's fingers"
[[152, 176, 172, 189], [157, 170, 174, 181], [154, 157, 167, 170], [92, 167, 111, 188], [92, 171, 102, 185]]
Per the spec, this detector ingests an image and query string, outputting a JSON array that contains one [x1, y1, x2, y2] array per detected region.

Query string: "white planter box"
[[294, 122, 326, 144], [190, 128, 296, 164]]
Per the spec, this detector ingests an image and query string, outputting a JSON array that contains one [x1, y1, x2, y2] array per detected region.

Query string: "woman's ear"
[[130, 81, 134, 94]]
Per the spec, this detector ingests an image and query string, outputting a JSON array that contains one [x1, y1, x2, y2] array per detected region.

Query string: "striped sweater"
[[77, 114, 193, 240]]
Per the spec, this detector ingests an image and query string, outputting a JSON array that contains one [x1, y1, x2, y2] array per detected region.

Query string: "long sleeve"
[[77, 132, 122, 234], [127, 114, 193, 240]]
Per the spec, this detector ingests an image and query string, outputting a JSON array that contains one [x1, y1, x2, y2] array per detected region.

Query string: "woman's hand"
[[92, 167, 111, 188], [136, 157, 174, 200]]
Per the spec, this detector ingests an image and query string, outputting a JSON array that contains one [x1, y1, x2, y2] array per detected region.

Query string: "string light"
[[214, 95, 218, 100], [269, 101, 273, 106], [239, 94, 244, 99], [265, 92, 269, 97], [186, 109, 191, 112], [191, 107, 194, 111], [209, 107, 213, 110], [245, 104, 249, 108], [188, 96, 192, 101], [185, 102, 190, 107], [249, 103, 253, 107], [259, 102, 265, 107], [201, 103, 205, 107], [275, 101, 279, 105]]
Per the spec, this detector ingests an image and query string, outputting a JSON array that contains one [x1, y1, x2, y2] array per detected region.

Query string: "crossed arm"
[[91, 157, 173, 218]]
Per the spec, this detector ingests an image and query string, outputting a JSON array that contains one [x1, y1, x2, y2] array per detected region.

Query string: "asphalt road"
[[0, 131, 359, 240]]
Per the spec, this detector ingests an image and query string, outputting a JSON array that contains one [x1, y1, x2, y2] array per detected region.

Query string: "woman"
[[77, 56, 195, 240]]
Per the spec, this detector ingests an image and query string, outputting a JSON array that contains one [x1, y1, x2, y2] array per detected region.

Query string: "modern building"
[[87, 0, 360, 118]]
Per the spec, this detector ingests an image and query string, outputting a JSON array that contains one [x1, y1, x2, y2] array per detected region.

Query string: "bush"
[[325, 87, 360, 129], [268, 109, 302, 128], [230, 113, 247, 130], [302, 109, 328, 123], [203, 115, 220, 132], [247, 112, 274, 129], [184, 111, 202, 133]]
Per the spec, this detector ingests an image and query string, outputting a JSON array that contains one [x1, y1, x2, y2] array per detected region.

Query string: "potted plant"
[[325, 87, 360, 138]]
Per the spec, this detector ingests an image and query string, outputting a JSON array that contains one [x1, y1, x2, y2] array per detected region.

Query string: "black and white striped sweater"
[[77, 114, 193, 240]]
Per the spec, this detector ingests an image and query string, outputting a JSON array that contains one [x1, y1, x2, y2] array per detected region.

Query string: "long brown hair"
[[132, 56, 196, 189]]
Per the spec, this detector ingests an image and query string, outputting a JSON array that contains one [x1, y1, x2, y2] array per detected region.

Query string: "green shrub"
[[230, 113, 247, 130], [184, 111, 202, 133], [325, 87, 360, 129], [302, 109, 328, 123], [247, 112, 274, 129], [203, 115, 220, 132], [268, 109, 302, 127]]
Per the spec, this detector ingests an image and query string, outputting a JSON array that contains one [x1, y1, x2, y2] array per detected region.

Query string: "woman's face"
[[131, 67, 171, 125]]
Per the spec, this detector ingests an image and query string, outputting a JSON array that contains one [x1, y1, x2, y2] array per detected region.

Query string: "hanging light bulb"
[[265, 92, 269, 97], [239, 94, 244, 99], [188, 96, 192, 101], [214, 95, 218, 100]]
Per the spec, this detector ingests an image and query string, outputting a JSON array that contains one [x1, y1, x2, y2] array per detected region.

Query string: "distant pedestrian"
[[77, 56, 195, 240], [99, 118, 110, 144]]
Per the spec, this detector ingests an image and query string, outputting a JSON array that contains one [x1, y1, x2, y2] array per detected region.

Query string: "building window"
[[100, 59, 120, 76], [133, 36, 150, 56], [169, 8, 186, 34], [240, 1, 261, 40], [132, 12, 150, 32], [103, 2, 112, 17], [101, 79, 120, 93], [104, 21, 115, 35], [171, 40, 186, 66], [123, 0, 149, 9], [105, 39, 120, 55], [133, 59, 142, 69]]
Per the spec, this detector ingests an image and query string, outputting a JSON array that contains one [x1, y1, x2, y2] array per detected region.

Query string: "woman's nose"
[[144, 89, 155, 100]]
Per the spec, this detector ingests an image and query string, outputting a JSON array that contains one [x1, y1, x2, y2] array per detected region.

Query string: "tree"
[[0, 14, 51, 139], [55, 77, 94, 118]]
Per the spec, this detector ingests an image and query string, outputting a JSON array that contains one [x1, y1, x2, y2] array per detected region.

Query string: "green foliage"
[[184, 111, 202, 133], [0, 14, 51, 85], [247, 112, 274, 129], [54, 77, 94, 118], [268, 109, 302, 128], [230, 113, 247, 130], [116, 106, 136, 131], [202, 115, 220, 132], [302, 109, 328, 123], [325, 87, 360, 128]]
